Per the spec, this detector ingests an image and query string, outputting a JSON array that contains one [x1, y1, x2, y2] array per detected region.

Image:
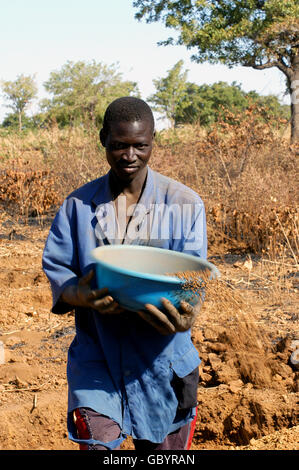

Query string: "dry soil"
[[0, 222, 298, 451]]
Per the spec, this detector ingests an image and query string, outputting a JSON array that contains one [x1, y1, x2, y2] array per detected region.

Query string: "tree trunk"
[[290, 52, 299, 145], [18, 111, 22, 132]]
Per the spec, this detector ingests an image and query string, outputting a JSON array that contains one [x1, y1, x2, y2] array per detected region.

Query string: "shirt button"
[[124, 370, 131, 376]]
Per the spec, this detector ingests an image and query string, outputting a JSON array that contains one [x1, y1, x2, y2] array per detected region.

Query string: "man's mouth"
[[118, 163, 139, 173]]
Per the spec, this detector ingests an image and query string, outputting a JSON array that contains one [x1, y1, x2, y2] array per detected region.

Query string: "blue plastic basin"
[[91, 245, 220, 312]]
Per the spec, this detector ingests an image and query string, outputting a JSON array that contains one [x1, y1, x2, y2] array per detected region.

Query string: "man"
[[42, 97, 207, 450]]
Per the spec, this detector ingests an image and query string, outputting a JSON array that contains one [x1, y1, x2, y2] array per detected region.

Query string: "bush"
[[0, 110, 298, 258]]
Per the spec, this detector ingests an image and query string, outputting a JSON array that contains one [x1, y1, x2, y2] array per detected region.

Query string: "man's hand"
[[137, 298, 201, 335], [61, 270, 124, 315]]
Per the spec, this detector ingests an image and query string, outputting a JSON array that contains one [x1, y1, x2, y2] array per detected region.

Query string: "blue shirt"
[[42, 166, 207, 449]]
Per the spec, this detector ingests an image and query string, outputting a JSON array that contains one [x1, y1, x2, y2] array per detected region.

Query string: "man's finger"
[[160, 298, 181, 323], [138, 305, 176, 335], [87, 287, 109, 300], [92, 297, 124, 315], [93, 295, 114, 309], [79, 270, 94, 286], [179, 301, 196, 315], [161, 299, 197, 332], [99, 303, 124, 315]]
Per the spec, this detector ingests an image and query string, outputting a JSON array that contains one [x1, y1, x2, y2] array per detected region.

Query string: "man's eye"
[[109, 143, 147, 151], [110, 143, 126, 150]]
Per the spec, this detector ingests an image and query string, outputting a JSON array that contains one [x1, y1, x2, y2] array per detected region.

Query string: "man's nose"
[[122, 146, 135, 160]]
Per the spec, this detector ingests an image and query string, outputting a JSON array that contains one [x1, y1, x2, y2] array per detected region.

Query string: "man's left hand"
[[137, 298, 201, 335]]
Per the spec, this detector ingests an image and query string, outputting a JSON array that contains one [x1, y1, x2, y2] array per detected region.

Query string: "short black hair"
[[102, 96, 155, 134]]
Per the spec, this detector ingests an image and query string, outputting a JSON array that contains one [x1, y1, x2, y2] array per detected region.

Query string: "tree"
[[174, 81, 290, 126], [134, 0, 299, 142], [1, 74, 38, 131], [147, 60, 190, 126], [176, 80, 249, 125], [42, 60, 139, 127]]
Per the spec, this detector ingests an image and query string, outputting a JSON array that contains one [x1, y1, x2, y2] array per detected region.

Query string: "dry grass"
[[0, 125, 109, 219], [0, 111, 298, 259], [152, 111, 298, 258]]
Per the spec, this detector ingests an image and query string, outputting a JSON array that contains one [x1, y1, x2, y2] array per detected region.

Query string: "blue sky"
[[0, 0, 289, 125]]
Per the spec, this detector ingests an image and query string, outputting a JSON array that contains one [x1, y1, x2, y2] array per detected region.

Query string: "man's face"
[[100, 120, 154, 182]]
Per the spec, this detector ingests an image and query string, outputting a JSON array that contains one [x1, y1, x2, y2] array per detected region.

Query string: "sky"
[[0, 0, 290, 128]]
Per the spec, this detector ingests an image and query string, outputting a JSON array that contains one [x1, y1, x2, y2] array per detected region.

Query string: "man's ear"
[[99, 128, 106, 147]]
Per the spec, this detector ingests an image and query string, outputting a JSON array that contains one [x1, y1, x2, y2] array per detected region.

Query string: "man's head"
[[100, 97, 155, 184], [101, 96, 155, 137]]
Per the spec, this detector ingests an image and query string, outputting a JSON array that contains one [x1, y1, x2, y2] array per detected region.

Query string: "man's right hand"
[[61, 269, 124, 314]]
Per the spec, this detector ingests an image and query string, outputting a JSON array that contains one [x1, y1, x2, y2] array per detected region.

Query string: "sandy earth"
[[0, 222, 298, 451]]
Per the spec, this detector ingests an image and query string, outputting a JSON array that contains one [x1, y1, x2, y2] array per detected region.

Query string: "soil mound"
[[191, 279, 298, 448], [0, 228, 298, 450]]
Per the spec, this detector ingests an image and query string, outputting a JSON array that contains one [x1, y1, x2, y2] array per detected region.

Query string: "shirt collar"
[[91, 166, 155, 210], [91, 171, 113, 207]]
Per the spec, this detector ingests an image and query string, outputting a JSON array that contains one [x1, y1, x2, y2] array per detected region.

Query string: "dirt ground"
[[0, 221, 298, 451]]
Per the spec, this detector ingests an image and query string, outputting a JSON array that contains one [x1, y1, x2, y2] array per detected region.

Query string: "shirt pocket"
[[170, 347, 201, 410]]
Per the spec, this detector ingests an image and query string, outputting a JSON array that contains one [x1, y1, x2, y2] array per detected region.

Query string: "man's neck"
[[109, 166, 148, 200]]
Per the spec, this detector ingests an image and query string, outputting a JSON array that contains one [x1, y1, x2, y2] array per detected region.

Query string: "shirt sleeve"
[[42, 197, 80, 314]]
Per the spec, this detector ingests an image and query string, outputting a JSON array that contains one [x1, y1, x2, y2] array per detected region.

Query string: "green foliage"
[[147, 59, 289, 126], [1, 74, 38, 131], [134, 1, 298, 69], [147, 60, 190, 126], [134, 0, 298, 140], [2, 112, 35, 130], [175, 80, 290, 126], [42, 60, 139, 127], [175, 81, 247, 126]]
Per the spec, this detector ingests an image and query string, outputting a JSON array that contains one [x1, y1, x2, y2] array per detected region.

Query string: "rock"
[[215, 363, 240, 385], [278, 362, 294, 378], [242, 383, 253, 393], [0, 362, 40, 384], [282, 395, 289, 403], [199, 372, 213, 383], [204, 328, 221, 342], [217, 384, 229, 393], [275, 336, 292, 353], [208, 353, 222, 370], [192, 330, 204, 343], [229, 379, 243, 393], [4, 336, 21, 348], [24, 310, 37, 317], [205, 341, 227, 353], [14, 375, 28, 388]]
